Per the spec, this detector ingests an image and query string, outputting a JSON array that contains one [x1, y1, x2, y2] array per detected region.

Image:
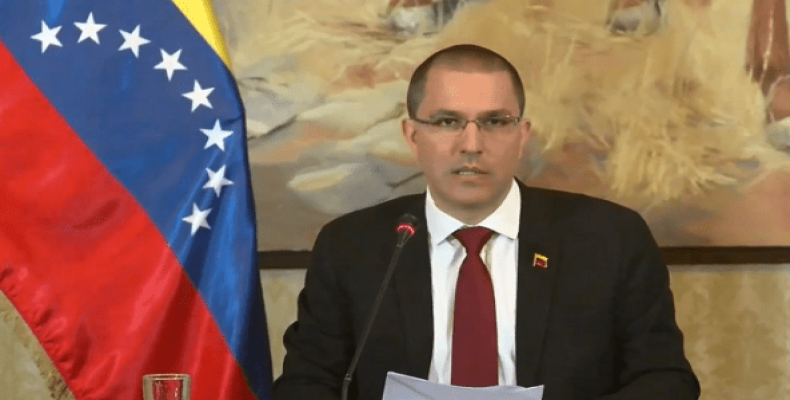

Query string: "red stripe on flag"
[[0, 42, 257, 400]]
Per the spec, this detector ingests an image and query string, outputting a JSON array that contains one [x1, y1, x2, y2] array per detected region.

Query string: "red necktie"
[[451, 226, 498, 387]]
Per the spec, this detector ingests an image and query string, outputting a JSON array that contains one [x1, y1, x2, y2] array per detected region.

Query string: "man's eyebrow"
[[427, 109, 463, 117], [479, 109, 516, 117], [427, 109, 516, 118]]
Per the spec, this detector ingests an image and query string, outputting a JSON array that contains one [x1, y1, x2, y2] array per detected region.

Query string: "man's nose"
[[458, 120, 484, 154]]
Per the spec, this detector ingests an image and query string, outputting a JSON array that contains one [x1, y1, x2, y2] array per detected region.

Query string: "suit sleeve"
[[596, 210, 700, 400], [272, 224, 354, 400]]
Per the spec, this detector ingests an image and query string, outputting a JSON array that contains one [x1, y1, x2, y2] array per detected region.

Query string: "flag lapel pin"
[[533, 253, 548, 269]]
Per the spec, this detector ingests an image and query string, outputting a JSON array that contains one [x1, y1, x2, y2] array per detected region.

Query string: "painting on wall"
[[212, 0, 790, 251]]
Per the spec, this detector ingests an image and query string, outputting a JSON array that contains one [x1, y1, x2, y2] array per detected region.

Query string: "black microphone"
[[341, 213, 420, 400]]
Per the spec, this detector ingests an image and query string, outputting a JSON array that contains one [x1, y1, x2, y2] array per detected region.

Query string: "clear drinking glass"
[[142, 373, 191, 400]]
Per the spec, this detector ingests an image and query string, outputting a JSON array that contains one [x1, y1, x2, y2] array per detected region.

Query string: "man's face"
[[402, 66, 531, 220]]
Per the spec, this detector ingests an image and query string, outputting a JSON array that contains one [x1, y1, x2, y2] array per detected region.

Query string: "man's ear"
[[401, 118, 419, 153], [518, 118, 532, 155]]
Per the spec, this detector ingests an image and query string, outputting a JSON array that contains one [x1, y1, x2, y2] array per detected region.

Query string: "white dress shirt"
[[425, 180, 520, 386]]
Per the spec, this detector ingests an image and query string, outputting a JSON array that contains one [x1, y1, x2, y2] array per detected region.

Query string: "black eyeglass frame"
[[410, 115, 522, 133]]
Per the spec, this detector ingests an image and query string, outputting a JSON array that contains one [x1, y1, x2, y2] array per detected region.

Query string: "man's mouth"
[[453, 166, 486, 175]]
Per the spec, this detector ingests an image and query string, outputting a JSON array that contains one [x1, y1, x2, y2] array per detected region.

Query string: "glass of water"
[[143, 373, 190, 400]]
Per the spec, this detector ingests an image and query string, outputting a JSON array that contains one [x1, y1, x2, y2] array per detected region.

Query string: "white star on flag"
[[204, 166, 234, 196], [183, 80, 214, 112], [200, 119, 233, 151], [182, 203, 211, 235], [119, 25, 150, 57], [74, 12, 106, 44], [31, 21, 62, 53], [154, 49, 187, 81]]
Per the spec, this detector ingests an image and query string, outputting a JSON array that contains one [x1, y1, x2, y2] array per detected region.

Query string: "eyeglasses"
[[411, 115, 521, 135]]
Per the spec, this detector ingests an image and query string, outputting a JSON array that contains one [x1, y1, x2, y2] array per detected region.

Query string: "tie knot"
[[454, 226, 494, 255]]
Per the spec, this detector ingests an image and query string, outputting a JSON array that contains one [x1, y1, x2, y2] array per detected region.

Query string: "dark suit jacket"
[[273, 183, 700, 400]]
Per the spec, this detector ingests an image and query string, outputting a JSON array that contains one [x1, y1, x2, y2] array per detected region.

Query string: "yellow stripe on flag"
[[170, 0, 231, 66]]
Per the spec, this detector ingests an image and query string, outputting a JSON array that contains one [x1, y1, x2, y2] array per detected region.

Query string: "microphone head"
[[396, 213, 419, 238]]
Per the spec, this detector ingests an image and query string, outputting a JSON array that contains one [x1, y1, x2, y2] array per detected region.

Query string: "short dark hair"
[[406, 44, 526, 118]]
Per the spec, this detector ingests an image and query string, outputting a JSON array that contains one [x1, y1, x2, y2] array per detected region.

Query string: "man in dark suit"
[[273, 44, 699, 400]]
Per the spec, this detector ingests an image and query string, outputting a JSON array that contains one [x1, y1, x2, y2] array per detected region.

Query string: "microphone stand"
[[340, 224, 416, 400]]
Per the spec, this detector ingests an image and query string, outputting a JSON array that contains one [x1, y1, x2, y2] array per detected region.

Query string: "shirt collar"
[[425, 180, 521, 247]]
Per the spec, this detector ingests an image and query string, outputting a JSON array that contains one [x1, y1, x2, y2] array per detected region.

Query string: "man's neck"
[[432, 189, 511, 226], [441, 207, 496, 226]]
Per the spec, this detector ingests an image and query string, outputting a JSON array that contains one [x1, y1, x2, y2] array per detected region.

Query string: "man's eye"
[[482, 117, 511, 128], [431, 117, 462, 128]]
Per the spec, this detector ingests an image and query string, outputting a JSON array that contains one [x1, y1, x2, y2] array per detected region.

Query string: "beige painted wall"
[[4, 266, 790, 400]]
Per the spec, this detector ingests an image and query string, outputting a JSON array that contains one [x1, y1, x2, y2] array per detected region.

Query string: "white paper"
[[382, 372, 544, 400]]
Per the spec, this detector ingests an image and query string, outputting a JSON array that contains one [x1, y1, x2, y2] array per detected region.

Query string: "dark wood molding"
[[258, 247, 790, 269], [258, 251, 311, 270], [661, 247, 790, 265]]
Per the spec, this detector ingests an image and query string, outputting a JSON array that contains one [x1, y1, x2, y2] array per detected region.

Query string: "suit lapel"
[[515, 183, 562, 387], [392, 196, 433, 378]]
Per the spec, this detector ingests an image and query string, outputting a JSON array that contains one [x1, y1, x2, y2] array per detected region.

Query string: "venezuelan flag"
[[0, 1, 272, 399]]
